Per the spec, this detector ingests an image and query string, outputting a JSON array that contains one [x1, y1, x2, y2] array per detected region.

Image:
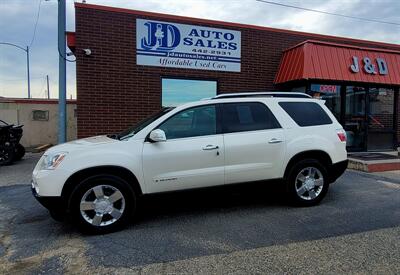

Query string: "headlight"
[[38, 152, 68, 170]]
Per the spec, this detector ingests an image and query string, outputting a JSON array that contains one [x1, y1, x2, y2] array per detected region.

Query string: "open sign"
[[319, 85, 337, 93]]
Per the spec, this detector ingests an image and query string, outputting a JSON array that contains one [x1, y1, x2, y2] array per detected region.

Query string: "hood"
[[67, 135, 116, 145], [45, 135, 118, 154]]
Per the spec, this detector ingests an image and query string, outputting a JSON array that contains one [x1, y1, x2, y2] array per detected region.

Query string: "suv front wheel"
[[69, 174, 136, 234], [286, 159, 329, 206]]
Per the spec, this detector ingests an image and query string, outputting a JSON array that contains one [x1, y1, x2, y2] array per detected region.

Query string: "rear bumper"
[[329, 159, 348, 183]]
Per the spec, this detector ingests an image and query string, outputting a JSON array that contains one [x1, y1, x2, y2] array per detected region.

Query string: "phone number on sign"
[[192, 49, 233, 55]]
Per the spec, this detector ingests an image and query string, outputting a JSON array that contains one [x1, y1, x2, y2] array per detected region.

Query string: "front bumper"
[[32, 184, 66, 216], [32, 168, 70, 197], [329, 159, 348, 183]]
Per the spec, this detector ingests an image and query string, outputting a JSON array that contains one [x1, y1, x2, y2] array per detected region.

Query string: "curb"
[[348, 158, 400, 172]]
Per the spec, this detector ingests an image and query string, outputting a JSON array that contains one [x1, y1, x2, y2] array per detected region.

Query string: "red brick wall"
[[74, 4, 400, 146]]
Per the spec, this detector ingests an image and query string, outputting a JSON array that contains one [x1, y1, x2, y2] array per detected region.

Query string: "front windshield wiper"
[[107, 133, 134, 140], [107, 134, 120, 140], [113, 107, 174, 141], [119, 132, 135, 141]]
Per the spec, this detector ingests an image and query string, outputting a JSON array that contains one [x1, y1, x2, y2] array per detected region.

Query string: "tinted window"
[[222, 102, 280, 133], [279, 102, 332, 126], [159, 105, 216, 139]]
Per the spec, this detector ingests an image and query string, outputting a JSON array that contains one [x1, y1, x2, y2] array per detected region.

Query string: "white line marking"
[[377, 180, 400, 189]]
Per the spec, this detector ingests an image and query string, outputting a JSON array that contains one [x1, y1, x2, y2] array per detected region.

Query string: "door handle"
[[268, 138, 283, 144], [202, 145, 219, 150]]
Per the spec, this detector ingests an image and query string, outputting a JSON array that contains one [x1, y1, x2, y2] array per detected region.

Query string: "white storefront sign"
[[136, 19, 241, 72]]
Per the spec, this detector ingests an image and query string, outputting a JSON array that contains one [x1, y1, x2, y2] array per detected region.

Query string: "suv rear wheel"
[[69, 174, 136, 234], [286, 159, 329, 206]]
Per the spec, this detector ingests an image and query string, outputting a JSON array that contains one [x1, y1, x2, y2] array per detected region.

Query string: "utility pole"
[[58, 0, 67, 143], [26, 46, 31, 98], [46, 75, 50, 99]]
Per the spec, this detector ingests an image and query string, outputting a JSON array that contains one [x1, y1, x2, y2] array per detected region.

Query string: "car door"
[[142, 104, 224, 193], [222, 102, 285, 184]]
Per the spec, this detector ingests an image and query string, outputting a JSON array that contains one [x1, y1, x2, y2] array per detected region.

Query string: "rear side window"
[[222, 102, 281, 133], [279, 102, 332, 127]]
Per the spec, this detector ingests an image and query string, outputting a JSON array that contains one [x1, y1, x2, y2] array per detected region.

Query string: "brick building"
[[68, 3, 399, 151]]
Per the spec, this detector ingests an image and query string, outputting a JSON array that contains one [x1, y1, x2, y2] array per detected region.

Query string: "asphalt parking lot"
[[0, 153, 399, 274]]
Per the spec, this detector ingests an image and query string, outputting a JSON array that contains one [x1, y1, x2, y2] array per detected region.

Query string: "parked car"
[[32, 92, 348, 234]]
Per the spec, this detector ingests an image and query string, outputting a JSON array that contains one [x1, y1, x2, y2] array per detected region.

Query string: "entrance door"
[[344, 86, 367, 151]]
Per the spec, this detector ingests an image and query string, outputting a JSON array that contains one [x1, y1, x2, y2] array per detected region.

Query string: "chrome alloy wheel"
[[80, 185, 125, 227], [295, 167, 324, 200]]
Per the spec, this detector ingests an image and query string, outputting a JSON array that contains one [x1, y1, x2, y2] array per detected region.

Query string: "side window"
[[222, 102, 281, 133], [158, 105, 217, 139], [279, 102, 332, 126]]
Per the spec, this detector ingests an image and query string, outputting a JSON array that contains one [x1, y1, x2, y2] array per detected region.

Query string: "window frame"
[[149, 103, 222, 141], [220, 101, 282, 134]]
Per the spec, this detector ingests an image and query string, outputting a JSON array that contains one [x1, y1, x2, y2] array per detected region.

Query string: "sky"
[[0, 0, 399, 99]]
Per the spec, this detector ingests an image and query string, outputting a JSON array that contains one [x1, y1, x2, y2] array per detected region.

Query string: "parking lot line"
[[377, 180, 400, 189]]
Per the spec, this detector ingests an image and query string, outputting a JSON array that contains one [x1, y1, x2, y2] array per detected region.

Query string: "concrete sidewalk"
[[348, 152, 400, 173], [0, 153, 42, 187]]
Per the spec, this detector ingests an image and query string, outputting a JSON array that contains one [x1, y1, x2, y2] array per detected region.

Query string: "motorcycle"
[[0, 120, 25, 165]]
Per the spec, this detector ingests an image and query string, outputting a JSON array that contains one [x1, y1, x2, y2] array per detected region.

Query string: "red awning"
[[274, 40, 400, 85]]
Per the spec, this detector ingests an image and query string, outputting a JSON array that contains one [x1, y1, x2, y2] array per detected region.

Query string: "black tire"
[[0, 144, 15, 166], [49, 210, 65, 222], [69, 174, 136, 234], [14, 143, 25, 161], [285, 159, 329, 206]]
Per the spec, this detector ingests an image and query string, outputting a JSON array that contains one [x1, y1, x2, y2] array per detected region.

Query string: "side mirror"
[[149, 129, 166, 142]]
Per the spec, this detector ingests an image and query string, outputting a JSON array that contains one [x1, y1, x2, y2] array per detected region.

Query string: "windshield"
[[115, 107, 173, 140]]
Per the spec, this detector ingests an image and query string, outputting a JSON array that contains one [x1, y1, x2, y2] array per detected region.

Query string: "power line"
[[29, 0, 43, 48], [255, 0, 400, 26], [28, 0, 76, 62]]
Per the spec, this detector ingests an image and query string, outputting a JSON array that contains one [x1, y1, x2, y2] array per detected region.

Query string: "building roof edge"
[[74, 2, 400, 50]]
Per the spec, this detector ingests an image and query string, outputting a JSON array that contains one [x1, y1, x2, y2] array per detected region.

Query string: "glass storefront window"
[[345, 86, 367, 151], [345, 86, 366, 117], [302, 84, 396, 151], [162, 78, 217, 107], [290, 86, 306, 93], [367, 87, 395, 150], [368, 87, 394, 130], [308, 84, 341, 119]]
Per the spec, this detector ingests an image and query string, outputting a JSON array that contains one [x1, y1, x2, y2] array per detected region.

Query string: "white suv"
[[32, 92, 348, 233]]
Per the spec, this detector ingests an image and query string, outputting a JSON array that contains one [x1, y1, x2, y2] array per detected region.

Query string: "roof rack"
[[211, 92, 311, 99]]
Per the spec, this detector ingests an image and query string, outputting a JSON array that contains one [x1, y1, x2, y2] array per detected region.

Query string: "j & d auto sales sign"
[[136, 19, 241, 72]]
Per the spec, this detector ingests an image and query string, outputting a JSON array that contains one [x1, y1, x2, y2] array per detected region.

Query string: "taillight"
[[337, 130, 346, 142]]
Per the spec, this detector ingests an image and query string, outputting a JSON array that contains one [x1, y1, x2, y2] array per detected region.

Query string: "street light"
[[0, 42, 31, 98]]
